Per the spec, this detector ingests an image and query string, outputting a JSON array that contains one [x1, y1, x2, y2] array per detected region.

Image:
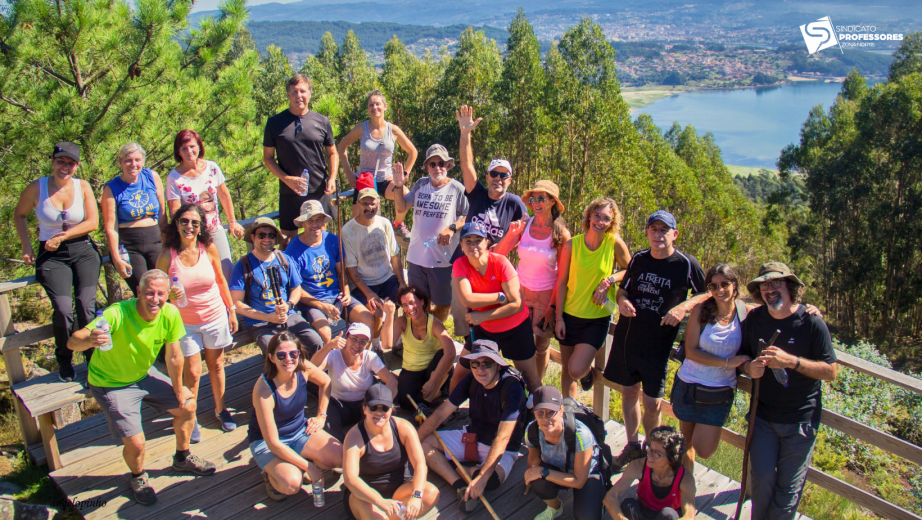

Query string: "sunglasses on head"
[[274, 349, 300, 361], [535, 409, 558, 419], [469, 359, 496, 370], [528, 196, 547, 205], [759, 279, 785, 290], [707, 281, 733, 292], [487, 170, 510, 180], [256, 231, 278, 240], [367, 404, 391, 413], [427, 160, 447, 169], [179, 217, 201, 229]]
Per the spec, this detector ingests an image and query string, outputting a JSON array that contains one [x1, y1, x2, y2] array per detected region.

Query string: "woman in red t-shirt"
[[449, 222, 539, 392]]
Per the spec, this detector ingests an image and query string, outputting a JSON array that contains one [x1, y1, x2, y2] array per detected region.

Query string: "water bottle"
[[118, 245, 132, 276], [298, 169, 310, 196], [603, 297, 618, 314], [311, 478, 324, 507], [171, 277, 188, 308], [95, 311, 113, 351], [397, 503, 407, 519], [423, 238, 438, 248], [772, 367, 790, 387]]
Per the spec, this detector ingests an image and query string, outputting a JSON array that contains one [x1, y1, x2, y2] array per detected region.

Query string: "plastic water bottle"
[[397, 503, 407, 519], [95, 311, 113, 351], [772, 367, 790, 387], [311, 478, 324, 507], [118, 245, 132, 276], [298, 169, 310, 196], [603, 297, 618, 314], [423, 238, 438, 248], [172, 277, 188, 308]]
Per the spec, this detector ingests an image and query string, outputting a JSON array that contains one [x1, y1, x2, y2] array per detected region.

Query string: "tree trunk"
[[103, 263, 124, 305]]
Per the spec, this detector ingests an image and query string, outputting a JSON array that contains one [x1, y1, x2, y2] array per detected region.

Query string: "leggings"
[[621, 498, 680, 520], [396, 349, 451, 410], [529, 463, 605, 520], [325, 398, 364, 442], [35, 237, 101, 367], [118, 225, 162, 296]]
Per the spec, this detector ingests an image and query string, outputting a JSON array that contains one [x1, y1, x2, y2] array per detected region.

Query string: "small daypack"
[[239, 253, 290, 300], [527, 397, 616, 491]]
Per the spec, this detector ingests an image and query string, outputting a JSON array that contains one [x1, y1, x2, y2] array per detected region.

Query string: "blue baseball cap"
[[459, 222, 488, 240], [647, 210, 677, 230]]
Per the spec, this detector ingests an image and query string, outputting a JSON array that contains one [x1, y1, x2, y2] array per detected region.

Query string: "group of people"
[[13, 73, 838, 520]]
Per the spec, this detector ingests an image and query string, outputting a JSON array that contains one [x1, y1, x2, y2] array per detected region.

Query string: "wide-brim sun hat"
[[460, 339, 508, 370], [424, 144, 455, 170], [293, 199, 332, 227], [244, 217, 282, 244], [522, 180, 565, 214], [746, 261, 805, 294]]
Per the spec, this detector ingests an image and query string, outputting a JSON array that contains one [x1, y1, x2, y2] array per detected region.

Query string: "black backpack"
[[240, 252, 290, 301], [527, 397, 615, 491]]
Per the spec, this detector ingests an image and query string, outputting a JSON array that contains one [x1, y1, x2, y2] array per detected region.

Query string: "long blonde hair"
[[581, 197, 622, 237]]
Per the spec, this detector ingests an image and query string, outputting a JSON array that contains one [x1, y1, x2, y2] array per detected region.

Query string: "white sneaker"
[[534, 505, 562, 520]]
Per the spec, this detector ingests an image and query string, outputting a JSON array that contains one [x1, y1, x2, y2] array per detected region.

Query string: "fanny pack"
[[690, 383, 734, 405]]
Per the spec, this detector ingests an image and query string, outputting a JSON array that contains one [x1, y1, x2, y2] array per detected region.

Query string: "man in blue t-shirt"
[[416, 340, 526, 514], [229, 217, 323, 356], [450, 106, 528, 345], [285, 200, 375, 345]]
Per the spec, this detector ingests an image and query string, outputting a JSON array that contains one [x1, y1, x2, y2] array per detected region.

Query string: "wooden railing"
[[1, 200, 920, 519]]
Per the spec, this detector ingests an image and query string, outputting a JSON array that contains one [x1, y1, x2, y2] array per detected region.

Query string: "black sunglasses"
[[60, 210, 70, 232], [178, 217, 201, 229], [256, 231, 278, 240], [274, 350, 300, 361], [367, 404, 391, 413], [469, 359, 496, 370], [488, 170, 511, 179], [295, 118, 302, 138], [707, 281, 733, 292], [427, 160, 447, 169], [528, 196, 547, 205]]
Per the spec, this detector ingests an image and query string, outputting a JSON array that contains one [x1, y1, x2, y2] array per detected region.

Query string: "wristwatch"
[[541, 467, 550, 479], [449, 223, 458, 232], [412, 490, 423, 499], [497, 292, 507, 304]]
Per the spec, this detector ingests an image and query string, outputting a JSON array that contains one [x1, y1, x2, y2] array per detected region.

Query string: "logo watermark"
[[51, 498, 108, 510], [800, 16, 904, 53]]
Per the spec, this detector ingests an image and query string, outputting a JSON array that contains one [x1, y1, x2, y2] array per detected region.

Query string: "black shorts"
[[279, 189, 336, 231], [351, 178, 392, 203], [473, 318, 536, 361], [602, 317, 672, 398], [558, 313, 611, 349]]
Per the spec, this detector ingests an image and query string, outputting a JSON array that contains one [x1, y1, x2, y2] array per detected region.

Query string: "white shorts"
[[438, 427, 519, 479], [179, 313, 233, 357]]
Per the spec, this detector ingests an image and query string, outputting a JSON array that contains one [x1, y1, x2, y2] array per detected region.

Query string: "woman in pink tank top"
[[156, 203, 238, 436]]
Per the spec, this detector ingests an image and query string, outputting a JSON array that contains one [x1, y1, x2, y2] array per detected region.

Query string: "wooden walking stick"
[[407, 395, 501, 520], [734, 329, 781, 519]]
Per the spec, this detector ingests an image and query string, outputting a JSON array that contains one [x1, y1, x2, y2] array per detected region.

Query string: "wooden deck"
[[43, 353, 805, 519]]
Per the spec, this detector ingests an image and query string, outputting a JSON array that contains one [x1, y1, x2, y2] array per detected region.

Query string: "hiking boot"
[[191, 421, 202, 443], [262, 471, 287, 502], [611, 443, 645, 474], [58, 362, 75, 383], [216, 409, 237, 432], [534, 505, 563, 520], [579, 372, 594, 391], [172, 453, 216, 476], [458, 492, 481, 514], [394, 222, 411, 243], [129, 472, 157, 505]]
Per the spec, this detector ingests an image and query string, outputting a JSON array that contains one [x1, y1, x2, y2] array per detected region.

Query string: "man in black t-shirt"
[[262, 74, 338, 246], [739, 262, 837, 520], [602, 210, 708, 472], [450, 105, 528, 343], [416, 340, 526, 515]]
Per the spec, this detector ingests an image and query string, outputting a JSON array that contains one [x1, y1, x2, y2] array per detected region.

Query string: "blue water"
[[634, 81, 847, 169]]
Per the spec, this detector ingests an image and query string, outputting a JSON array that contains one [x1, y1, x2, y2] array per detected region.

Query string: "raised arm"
[[456, 105, 483, 193]]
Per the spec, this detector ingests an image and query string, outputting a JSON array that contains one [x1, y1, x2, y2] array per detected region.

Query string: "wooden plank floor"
[[44, 352, 807, 519]]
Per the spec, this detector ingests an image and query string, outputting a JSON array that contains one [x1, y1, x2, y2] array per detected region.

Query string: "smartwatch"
[[497, 292, 507, 304], [412, 490, 423, 499], [449, 223, 458, 232], [541, 467, 550, 479]]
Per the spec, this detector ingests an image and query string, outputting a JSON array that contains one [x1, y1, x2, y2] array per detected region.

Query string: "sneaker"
[[394, 222, 411, 242], [458, 492, 481, 514], [191, 421, 202, 443], [216, 409, 237, 432], [172, 453, 216, 476], [611, 443, 645, 474], [58, 362, 75, 383], [535, 505, 563, 520], [129, 472, 157, 505], [262, 471, 287, 502], [579, 372, 594, 391], [370, 338, 385, 359]]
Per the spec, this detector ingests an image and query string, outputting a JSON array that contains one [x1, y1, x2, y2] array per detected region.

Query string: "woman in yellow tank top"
[[555, 197, 631, 398], [381, 285, 456, 414]]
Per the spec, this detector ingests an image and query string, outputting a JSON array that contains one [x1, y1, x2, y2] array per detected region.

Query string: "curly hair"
[[700, 263, 741, 325], [264, 331, 311, 380], [163, 203, 213, 252], [581, 197, 622, 237], [647, 425, 686, 471], [749, 279, 805, 305]]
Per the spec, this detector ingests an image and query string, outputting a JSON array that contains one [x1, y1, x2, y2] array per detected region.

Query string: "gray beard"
[[767, 298, 784, 311]]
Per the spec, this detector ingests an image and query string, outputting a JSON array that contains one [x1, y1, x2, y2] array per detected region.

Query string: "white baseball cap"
[[347, 322, 372, 339]]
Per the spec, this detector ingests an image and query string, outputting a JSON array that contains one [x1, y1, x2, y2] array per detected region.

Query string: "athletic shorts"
[[558, 313, 611, 349], [472, 318, 537, 361], [301, 296, 362, 324], [352, 275, 401, 306], [89, 366, 181, 440], [279, 190, 335, 231], [438, 427, 518, 479], [351, 178, 393, 203], [407, 262, 453, 306], [603, 320, 672, 399], [249, 430, 311, 469], [179, 313, 233, 357]]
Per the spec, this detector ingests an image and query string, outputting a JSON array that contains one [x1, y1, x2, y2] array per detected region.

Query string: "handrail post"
[[0, 293, 41, 446], [592, 325, 612, 419]]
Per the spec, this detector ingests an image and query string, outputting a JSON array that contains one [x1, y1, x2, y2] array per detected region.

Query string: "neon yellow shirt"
[[401, 315, 442, 372], [86, 300, 185, 387], [563, 233, 618, 319]]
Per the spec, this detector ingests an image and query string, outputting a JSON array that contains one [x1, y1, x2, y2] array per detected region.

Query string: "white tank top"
[[677, 315, 742, 388], [36, 177, 85, 241], [516, 217, 557, 291]]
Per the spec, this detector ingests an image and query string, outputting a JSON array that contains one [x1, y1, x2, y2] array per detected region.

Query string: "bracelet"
[[794, 357, 801, 371], [316, 413, 327, 418], [724, 358, 729, 371]]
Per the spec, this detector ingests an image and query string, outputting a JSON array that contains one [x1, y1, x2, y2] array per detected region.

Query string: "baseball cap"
[[51, 142, 80, 162], [532, 386, 563, 412], [459, 222, 488, 240], [357, 187, 379, 201], [647, 210, 677, 230], [347, 322, 372, 339], [487, 158, 513, 175], [365, 383, 394, 407]]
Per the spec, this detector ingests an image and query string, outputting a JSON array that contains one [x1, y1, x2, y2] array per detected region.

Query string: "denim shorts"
[[249, 430, 311, 469], [670, 376, 733, 427]]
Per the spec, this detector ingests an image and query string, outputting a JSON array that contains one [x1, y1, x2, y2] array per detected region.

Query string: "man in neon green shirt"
[[69, 269, 216, 506]]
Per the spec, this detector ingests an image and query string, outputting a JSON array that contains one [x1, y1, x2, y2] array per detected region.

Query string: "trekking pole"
[[407, 395, 501, 520], [333, 176, 351, 329], [734, 329, 780, 519], [267, 264, 287, 330]]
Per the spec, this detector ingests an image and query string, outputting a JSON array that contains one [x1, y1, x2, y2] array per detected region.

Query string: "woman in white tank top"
[[13, 142, 101, 382]]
